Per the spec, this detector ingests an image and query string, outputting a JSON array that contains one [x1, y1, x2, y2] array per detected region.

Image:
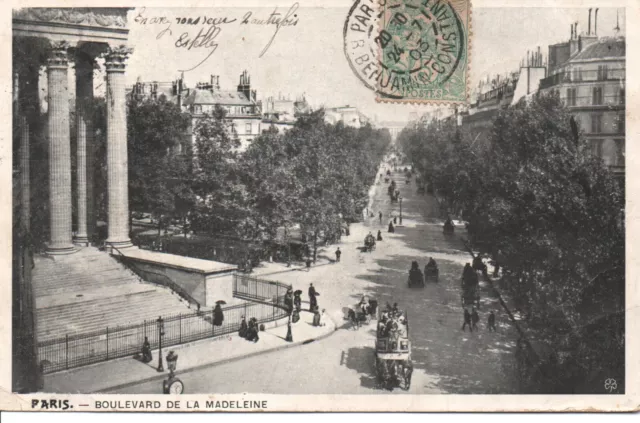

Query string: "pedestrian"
[[379, 211, 383, 224], [488, 311, 497, 332], [141, 336, 152, 363], [461, 308, 472, 331], [308, 283, 318, 312], [284, 288, 294, 313], [393, 216, 397, 224], [213, 303, 224, 327], [312, 308, 323, 326], [335, 247, 341, 263], [471, 307, 479, 331], [388, 220, 395, 233], [293, 291, 301, 312], [377, 230, 383, 241], [246, 317, 260, 342], [239, 315, 248, 338]]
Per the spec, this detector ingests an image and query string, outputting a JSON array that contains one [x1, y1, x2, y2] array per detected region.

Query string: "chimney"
[[595, 8, 599, 36], [537, 46, 541, 66], [588, 8, 592, 35]]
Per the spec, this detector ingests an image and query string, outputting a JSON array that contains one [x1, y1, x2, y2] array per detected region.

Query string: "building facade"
[[540, 24, 625, 174], [131, 71, 262, 152], [324, 106, 371, 128], [261, 94, 310, 134]]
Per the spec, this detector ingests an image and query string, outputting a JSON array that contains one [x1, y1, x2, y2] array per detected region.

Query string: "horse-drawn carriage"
[[374, 308, 413, 391], [346, 296, 378, 329], [424, 259, 439, 283], [408, 261, 425, 288], [461, 266, 480, 309], [364, 234, 376, 252]]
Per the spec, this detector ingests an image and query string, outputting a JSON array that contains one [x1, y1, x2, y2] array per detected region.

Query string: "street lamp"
[[399, 197, 403, 225], [285, 315, 293, 342], [156, 316, 165, 372]]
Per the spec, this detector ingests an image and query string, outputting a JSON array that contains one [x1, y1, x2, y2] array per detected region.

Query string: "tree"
[[238, 108, 390, 261], [399, 91, 624, 393], [127, 94, 191, 236], [191, 105, 244, 235]]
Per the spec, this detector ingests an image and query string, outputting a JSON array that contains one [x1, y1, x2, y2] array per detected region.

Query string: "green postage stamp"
[[344, 0, 471, 104]]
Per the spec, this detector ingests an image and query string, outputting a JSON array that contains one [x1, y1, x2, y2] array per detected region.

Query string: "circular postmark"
[[344, 0, 467, 102]]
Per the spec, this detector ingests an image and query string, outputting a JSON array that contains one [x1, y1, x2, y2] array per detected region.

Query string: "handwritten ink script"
[[134, 4, 300, 71], [240, 3, 299, 58]]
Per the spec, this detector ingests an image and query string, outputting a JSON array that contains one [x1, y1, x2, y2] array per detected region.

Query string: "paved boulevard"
[[117, 160, 520, 394]]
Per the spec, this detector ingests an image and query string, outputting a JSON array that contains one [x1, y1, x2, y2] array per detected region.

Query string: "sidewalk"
[[43, 310, 336, 393]]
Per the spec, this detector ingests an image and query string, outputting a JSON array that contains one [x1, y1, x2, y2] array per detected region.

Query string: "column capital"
[[47, 41, 71, 69], [104, 45, 133, 73]]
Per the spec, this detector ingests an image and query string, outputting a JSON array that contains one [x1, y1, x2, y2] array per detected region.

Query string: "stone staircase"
[[32, 246, 194, 342]]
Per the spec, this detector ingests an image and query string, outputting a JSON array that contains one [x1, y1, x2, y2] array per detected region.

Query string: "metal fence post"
[[106, 327, 109, 360], [65, 334, 69, 370], [212, 309, 215, 337], [179, 314, 182, 344]]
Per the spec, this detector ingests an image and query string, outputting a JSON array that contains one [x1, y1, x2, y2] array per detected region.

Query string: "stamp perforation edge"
[[373, 0, 472, 106]]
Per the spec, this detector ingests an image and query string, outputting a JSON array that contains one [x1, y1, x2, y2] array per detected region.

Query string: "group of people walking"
[[462, 309, 497, 332], [282, 284, 325, 326], [239, 316, 261, 342]]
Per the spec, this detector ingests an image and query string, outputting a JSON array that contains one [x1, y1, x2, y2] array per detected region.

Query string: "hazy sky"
[[119, 5, 625, 123]]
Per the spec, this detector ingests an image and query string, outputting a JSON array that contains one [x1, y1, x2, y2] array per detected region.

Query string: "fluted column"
[[46, 43, 75, 254], [20, 116, 31, 232], [105, 46, 133, 249], [15, 69, 31, 232], [74, 55, 94, 245]]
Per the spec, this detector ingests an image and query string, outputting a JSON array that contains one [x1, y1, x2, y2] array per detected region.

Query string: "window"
[[615, 113, 625, 134], [194, 105, 202, 114], [572, 67, 582, 81], [246, 123, 252, 134], [591, 114, 603, 133], [591, 139, 603, 157], [592, 86, 603, 105], [566, 88, 577, 106], [619, 88, 625, 105], [597, 65, 609, 80]]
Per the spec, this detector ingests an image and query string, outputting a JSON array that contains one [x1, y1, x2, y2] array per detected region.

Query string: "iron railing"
[[37, 275, 292, 374], [111, 245, 201, 309], [539, 68, 625, 89], [232, 273, 291, 307]]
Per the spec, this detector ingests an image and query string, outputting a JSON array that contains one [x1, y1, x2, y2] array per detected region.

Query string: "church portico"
[[13, 8, 134, 253]]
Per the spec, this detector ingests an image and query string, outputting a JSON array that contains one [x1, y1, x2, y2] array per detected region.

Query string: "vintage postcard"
[[2, 0, 639, 413]]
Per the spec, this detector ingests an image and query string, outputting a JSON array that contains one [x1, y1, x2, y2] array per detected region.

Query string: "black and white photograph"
[[5, 0, 638, 412]]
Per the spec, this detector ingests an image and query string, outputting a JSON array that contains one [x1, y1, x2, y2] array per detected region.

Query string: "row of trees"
[[398, 92, 624, 393], [127, 95, 391, 258]]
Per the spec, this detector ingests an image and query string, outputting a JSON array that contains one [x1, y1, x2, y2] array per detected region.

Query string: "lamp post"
[[285, 313, 293, 342], [399, 197, 403, 225], [156, 316, 165, 372]]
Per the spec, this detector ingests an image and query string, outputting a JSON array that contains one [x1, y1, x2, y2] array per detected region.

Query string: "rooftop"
[[183, 89, 254, 106], [570, 37, 625, 61]]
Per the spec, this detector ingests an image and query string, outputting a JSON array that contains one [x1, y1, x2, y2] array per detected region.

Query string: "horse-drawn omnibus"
[[374, 308, 413, 390]]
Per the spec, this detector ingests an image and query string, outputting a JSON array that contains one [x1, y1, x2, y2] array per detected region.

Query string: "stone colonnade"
[[16, 40, 133, 254]]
